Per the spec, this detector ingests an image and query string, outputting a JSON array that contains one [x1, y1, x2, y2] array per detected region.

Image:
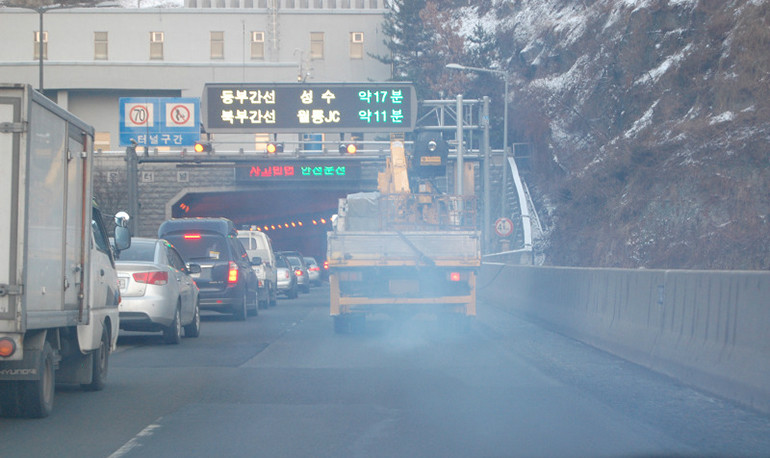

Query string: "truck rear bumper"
[[329, 272, 476, 317]]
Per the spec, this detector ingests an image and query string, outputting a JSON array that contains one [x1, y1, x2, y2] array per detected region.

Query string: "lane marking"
[[108, 419, 163, 458]]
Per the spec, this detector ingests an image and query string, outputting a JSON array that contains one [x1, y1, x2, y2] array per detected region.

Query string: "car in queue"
[[304, 256, 322, 286], [237, 230, 278, 309], [277, 251, 310, 294], [115, 237, 201, 344], [275, 253, 298, 299], [158, 218, 260, 320]]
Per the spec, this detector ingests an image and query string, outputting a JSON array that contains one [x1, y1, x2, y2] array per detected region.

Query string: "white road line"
[[107, 419, 163, 458]]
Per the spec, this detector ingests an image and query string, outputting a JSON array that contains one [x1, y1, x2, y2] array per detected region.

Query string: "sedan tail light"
[[294, 269, 304, 277], [133, 271, 169, 285], [228, 261, 239, 284]]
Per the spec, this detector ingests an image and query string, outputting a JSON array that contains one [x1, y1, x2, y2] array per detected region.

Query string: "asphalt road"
[[2, 285, 769, 457]]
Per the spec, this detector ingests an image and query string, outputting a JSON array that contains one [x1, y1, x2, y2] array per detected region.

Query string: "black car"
[[158, 218, 259, 320]]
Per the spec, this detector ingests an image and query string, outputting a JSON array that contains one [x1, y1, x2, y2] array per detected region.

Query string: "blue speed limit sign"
[[494, 217, 514, 237]]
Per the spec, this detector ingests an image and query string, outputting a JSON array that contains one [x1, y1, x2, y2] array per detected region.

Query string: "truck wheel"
[[0, 381, 23, 417], [257, 293, 268, 311], [333, 315, 348, 334], [184, 302, 201, 338], [269, 285, 277, 307], [247, 291, 259, 317], [334, 315, 364, 334], [163, 306, 182, 345], [82, 327, 110, 392], [20, 341, 55, 418], [289, 284, 298, 299], [233, 293, 248, 321]]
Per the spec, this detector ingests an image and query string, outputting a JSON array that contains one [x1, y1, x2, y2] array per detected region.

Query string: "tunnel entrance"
[[170, 185, 361, 261]]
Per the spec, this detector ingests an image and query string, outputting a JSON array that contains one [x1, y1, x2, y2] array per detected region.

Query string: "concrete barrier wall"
[[479, 264, 770, 413]]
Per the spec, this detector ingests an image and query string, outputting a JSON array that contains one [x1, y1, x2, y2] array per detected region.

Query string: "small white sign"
[[494, 217, 514, 237], [166, 103, 196, 127], [125, 103, 154, 127]]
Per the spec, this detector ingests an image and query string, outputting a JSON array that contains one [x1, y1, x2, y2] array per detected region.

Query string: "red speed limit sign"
[[494, 217, 514, 237]]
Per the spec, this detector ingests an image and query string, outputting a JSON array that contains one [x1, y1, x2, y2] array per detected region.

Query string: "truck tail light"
[[0, 338, 16, 358], [228, 261, 239, 284], [448, 272, 469, 282], [133, 271, 169, 285]]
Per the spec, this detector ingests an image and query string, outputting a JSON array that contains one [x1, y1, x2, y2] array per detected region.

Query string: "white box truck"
[[0, 84, 130, 418]]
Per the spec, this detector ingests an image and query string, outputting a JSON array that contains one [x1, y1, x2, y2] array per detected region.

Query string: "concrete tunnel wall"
[[478, 264, 770, 414]]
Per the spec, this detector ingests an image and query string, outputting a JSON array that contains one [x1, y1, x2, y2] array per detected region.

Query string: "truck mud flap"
[[55, 351, 94, 386]]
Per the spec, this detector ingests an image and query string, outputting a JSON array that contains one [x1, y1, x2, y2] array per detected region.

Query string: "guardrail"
[[479, 263, 770, 414]]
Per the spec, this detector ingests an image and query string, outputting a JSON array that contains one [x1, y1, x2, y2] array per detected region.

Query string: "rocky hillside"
[[485, 0, 770, 269]]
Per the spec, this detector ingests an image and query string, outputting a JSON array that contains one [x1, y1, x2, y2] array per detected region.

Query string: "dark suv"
[[158, 218, 259, 320]]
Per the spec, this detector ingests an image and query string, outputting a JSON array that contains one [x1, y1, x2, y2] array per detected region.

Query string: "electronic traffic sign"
[[234, 160, 361, 182], [202, 83, 416, 133]]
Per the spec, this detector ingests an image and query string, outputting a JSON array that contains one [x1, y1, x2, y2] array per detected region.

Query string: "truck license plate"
[[389, 279, 419, 295]]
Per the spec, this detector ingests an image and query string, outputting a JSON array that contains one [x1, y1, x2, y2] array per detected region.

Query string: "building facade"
[[0, 1, 391, 152]]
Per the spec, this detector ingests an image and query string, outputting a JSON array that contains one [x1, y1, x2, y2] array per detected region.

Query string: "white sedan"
[[116, 237, 201, 344]]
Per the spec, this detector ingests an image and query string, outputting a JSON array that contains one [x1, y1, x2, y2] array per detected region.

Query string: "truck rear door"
[[0, 90, 22, 329]]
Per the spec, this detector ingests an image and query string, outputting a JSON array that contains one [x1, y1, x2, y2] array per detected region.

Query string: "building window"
[[211, 31, 224, 59], [350, 32, 364, 59], [310, 32, 324, 59], [254, 133, 270, 152], [94, 132, 111, 152], [94, 32, 108, 60], [251, 31, 265, 59], [33, 31, 48, 60], [150, 31, 164, 60]]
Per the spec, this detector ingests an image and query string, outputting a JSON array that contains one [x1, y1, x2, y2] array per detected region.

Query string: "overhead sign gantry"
[[202, 82, 417, 133]]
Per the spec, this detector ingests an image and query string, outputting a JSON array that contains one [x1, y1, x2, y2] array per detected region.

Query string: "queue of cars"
[[114, 217, 325, 344]]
